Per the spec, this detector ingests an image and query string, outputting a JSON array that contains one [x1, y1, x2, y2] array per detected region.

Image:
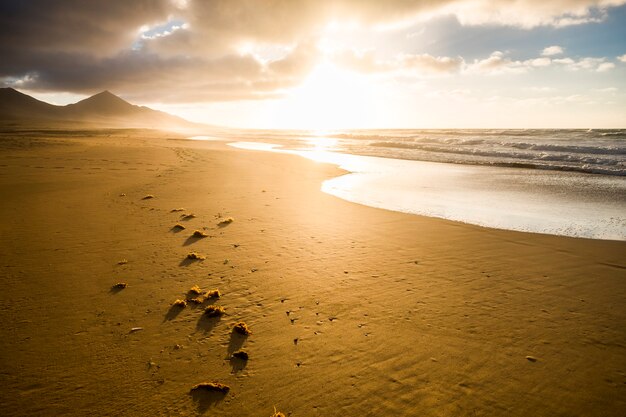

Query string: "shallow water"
[[227, 141, 626, 241]]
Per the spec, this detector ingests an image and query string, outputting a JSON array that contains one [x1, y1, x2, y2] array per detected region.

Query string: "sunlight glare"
[[305, 135, 338, 150], [300, 134, 339, 161], [275, 63, 375, 129]]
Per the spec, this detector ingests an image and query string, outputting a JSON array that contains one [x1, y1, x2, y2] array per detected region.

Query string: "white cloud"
[[468, 52, 556, 74], [526, 57, 552, 67], [597, 62, 615, 72], [618, 54, 626, 63], [552, 56, 614, 72], [335, 48, 617, 82], [467, 51, 527, 74], [400, 54, 464, 75], [542, 46, 564, 56], [466, 51, 616, 75], [553, 58, 575, 65], [140, 23, 189, 40], [574, 57, 605, 69]]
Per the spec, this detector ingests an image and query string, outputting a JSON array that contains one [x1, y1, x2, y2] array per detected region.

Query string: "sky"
[[1, 0, 625, 129]]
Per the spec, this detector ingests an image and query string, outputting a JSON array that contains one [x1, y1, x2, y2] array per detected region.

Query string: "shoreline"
[[0, 129, 625, 416], [227, 140, 626, 241]]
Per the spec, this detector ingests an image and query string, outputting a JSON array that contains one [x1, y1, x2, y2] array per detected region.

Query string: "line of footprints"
[[112, 194, 287, 417]]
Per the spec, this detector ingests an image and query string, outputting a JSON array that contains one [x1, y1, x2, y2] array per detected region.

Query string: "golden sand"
[[0, 128, 624, 416]]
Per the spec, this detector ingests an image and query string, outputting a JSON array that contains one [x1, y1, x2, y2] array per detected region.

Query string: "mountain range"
[[0, 88, 200, 130]]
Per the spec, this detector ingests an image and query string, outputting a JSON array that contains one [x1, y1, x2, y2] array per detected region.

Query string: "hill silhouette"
[[0, 88, 201, 130], [0, 88, 62, 120], [66, 90, 140, 116]]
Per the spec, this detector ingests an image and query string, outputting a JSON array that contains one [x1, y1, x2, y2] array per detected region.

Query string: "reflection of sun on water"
[[306, 135, 337, 151], [276, 63, 374, 130], [303, 135, 339, 161]]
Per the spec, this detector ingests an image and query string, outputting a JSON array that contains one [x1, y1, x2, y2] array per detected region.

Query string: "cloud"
[[596, 62, 616, 72], [542, 46, 564, 56], [401, 54, 465, 75], [527, 57, 552, 67], [334, 50, 385, 74], [553, 58, 576, 65], [445, 0, 626, 28], [467, 51, 616, 74], [340, 48, 614, 78], [0, 1, 172, 57], [555, 56, 615, 71], [1, 50, 293, 102], [618, 54, 626, 63], [334, 49, 464, 76], [467, 51, 528, 74], [267, 42, 320, 78], [1, 0, 625, 102], [151, 0, 626, 57]]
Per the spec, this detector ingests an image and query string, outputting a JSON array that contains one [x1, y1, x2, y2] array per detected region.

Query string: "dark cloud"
[[5, 50, 293, 102], [0, 0, 322, 100], [0, 1, 172, 56]]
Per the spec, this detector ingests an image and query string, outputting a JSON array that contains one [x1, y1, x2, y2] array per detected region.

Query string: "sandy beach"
[[0, 128, 624, 416]]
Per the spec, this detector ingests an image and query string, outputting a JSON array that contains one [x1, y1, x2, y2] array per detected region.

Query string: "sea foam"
[[228, 140, 626, 241]]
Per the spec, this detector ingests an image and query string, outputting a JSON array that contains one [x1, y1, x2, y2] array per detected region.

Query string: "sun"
[[273, 62, 376, 130]]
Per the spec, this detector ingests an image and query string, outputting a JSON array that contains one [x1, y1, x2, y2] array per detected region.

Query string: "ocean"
[[194, 129, 626, 240]]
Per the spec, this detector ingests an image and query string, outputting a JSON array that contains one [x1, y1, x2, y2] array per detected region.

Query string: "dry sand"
[[0, 128, 624, 416]]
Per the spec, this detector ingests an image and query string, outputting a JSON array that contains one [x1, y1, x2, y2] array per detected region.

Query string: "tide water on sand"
[[228, 140, 626, 241]]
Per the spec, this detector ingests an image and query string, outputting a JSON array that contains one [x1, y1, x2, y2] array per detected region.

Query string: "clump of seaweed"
[[190, 382, 230, 393], [187, 252, 206, 260], [233, 321, 251, 335], [270, 407, 286, 417], [206, 289, 221, 299], [173, 223, 186, 230], [173, 299, 187, 308], [188, 295, 206, 304], [117, 259, 128, 265], [112, 282, 127, 289], [171, 208, 185, 212], [142, 194, 155, 200], [187, 289, 219, 304], [232, 350, 249, 360], [218, 217, 234, 226], [204, 305, 225, 317], [192, 230, 208, 238]]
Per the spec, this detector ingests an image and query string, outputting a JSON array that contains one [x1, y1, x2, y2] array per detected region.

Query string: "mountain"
[[0, 87, 63, 120], [65, 90, 141, 117], [0, 88, 201, 130]]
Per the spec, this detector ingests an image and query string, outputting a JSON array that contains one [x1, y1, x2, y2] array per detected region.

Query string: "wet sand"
[[0, 129, 624, 416]]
